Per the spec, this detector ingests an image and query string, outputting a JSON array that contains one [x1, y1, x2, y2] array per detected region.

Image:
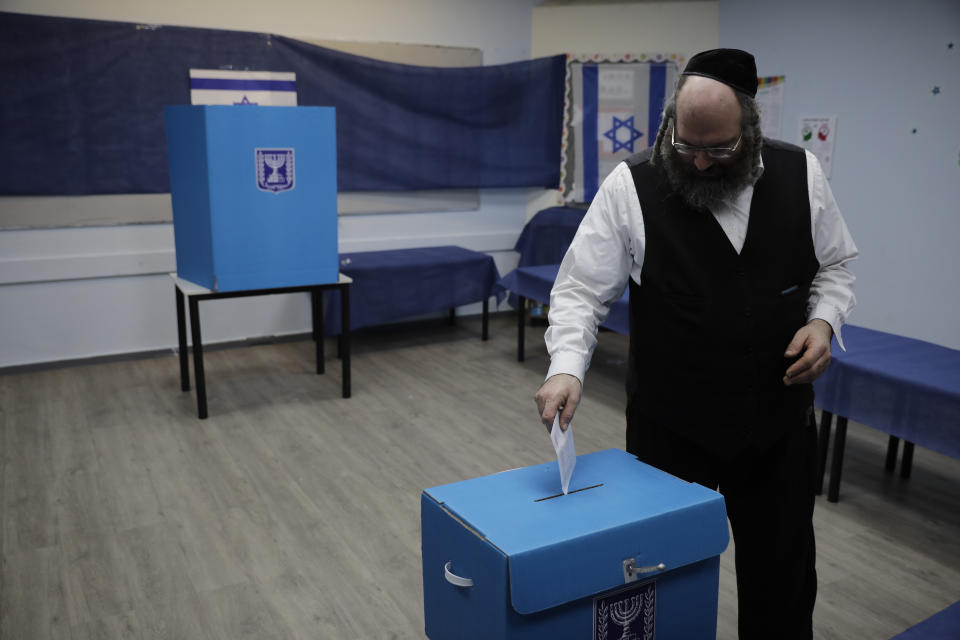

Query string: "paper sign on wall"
[[798, 115, 837, 178], [756, 75, 785, 139]]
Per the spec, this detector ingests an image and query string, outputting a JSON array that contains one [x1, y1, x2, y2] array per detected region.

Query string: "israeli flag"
[[568, 60, 677, 203], [189, 69, 297, 106]]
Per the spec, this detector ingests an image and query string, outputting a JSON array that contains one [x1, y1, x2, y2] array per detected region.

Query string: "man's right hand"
[[534, 373, 582, 433]]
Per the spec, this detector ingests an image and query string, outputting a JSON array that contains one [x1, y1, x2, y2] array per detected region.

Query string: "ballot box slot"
[[534, 483, 604, 502]]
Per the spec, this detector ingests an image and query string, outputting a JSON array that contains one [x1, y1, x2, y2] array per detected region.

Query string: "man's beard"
[[660, 137, 759, 211]]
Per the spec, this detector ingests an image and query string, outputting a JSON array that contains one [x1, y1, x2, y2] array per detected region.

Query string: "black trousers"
[[626, 408, 818, 640]]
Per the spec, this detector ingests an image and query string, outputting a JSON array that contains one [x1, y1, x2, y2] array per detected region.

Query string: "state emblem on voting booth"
[[256, 148, 295, 193], [421, 449, 729, 639]]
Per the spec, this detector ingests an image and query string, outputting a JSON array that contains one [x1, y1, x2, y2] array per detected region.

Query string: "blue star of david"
[[603, 116, 643, 153], [234, 95, 258, 105]]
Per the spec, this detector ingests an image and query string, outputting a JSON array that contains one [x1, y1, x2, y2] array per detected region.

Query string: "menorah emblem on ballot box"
[[255, 148, 295, 193], [595, 581, 656, 640]]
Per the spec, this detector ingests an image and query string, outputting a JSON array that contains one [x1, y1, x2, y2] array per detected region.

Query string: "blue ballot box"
[[421, 448, 730, 639], [164, 105, 338, 291]]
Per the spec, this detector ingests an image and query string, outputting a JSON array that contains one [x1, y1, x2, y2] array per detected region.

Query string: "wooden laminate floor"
[[2, 313, 958, 639]]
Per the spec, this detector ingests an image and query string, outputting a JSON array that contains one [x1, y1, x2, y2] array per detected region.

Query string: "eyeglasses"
[[671, 126, 742, 159]]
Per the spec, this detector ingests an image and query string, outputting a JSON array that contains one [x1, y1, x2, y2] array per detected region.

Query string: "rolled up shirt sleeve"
[[545, 162, 640, 385], [805, 150, 858, 350]]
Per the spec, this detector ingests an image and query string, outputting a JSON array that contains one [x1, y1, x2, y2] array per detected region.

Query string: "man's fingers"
[[543, 403, 559, 427], [784, 331, 829, 377], [785, 346, 817, 377], [785, 349, 831, 385], [558, 383, 581, 431], [784, 353, 815, 383], [784, 320, 834, 384], [784, 334, 806, 357], [535, 374, 582, 431], [538, 399, 559, 429], [535, 387, 564, 428], [558, 403, 577, 432]]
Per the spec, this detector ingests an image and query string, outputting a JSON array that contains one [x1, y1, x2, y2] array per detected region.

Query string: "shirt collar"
[[755, 152, 765, 181]]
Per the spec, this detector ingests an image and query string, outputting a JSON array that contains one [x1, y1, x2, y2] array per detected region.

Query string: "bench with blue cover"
[[323, 245, 503, 339], [497, 263, 628, 361], [814, 325, 960, 502]]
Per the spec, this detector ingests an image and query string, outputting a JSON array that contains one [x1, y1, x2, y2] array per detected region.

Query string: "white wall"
[[531, 1, 718, 58], [528, 1, 719, 213], [0, 0, 542, 368], [720, 0, 960, 349]]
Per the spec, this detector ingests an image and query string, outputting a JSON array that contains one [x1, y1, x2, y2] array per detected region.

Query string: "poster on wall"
[[189, 69, 298, 106], [563, 54, 682, 203], [798, 115, 837, 178], [756, 75, 785, 139]]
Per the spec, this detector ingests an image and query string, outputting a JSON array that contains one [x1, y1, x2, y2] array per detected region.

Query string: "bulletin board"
[[561, 53, 683, 204]]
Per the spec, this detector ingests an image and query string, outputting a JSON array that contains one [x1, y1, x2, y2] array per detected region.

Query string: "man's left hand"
[[783, 319, 833, 385]]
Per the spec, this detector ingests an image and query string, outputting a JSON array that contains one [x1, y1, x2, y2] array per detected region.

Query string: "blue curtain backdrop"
[[0, 12, 566, 195]]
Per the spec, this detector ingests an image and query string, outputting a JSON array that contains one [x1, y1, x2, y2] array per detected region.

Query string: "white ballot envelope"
[[549, 414, 576, 494]]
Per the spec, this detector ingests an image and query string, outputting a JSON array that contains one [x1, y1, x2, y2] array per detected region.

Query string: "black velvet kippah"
[[681, 48, 758, 97]]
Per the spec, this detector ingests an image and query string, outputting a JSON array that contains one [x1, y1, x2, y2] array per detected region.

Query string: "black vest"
[[625, 139, 820, 455]]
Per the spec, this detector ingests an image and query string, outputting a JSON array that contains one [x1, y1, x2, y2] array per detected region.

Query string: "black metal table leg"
[[340, 283, 351, 398], [188, 297, 208, 419], [816, 410, 833, 495], [312, 288, 324, 375], [827, 416, 848, 502], [517, 295, 526, 362], [176, 286, 190, 391], [901, 441, 915, 478], [885, 436, 900, 472], [482, 298, 489, 341]]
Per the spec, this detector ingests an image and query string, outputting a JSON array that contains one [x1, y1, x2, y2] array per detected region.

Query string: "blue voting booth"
[[164, 105, 338, 292], [421, 449, 729, 639]]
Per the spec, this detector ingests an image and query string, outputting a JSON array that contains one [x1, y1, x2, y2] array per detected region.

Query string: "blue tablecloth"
[[890, 600, 960, 639], [813, 325, 960, 460], [514, 206, 587, 267], [324, 246, 503, 334], [497, 263, 629, 335]]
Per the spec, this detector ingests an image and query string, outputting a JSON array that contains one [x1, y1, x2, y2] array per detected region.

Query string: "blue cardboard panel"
[[424, 449, 728, 614], [422, 493, 595, 639], [164, 107, 216, 289], [421, 493, 510, 639], [205, 106, 338, 290], [165, 105, 338, 291]]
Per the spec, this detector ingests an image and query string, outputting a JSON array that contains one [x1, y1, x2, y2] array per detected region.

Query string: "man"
[[535, 49, 857, 638]]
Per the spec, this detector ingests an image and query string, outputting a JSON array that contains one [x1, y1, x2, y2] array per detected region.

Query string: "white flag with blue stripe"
[[564, 56, 679, 203], [189, 69, 297, 106]]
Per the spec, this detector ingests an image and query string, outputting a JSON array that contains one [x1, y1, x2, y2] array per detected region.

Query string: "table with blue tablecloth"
[[323, 246, 503, 339], [889, 600, 960, 640], [514, 206, 588, 267], [497, 263, 628, 361], [814, 325, 960, 501]]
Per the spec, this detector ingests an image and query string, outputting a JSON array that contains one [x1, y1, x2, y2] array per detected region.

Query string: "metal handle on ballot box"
[[444, 561, 474, 588], [623, 558, 666, 583]]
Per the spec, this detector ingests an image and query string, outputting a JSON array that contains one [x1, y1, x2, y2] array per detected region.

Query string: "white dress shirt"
[[545, 150, 858, 385]]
